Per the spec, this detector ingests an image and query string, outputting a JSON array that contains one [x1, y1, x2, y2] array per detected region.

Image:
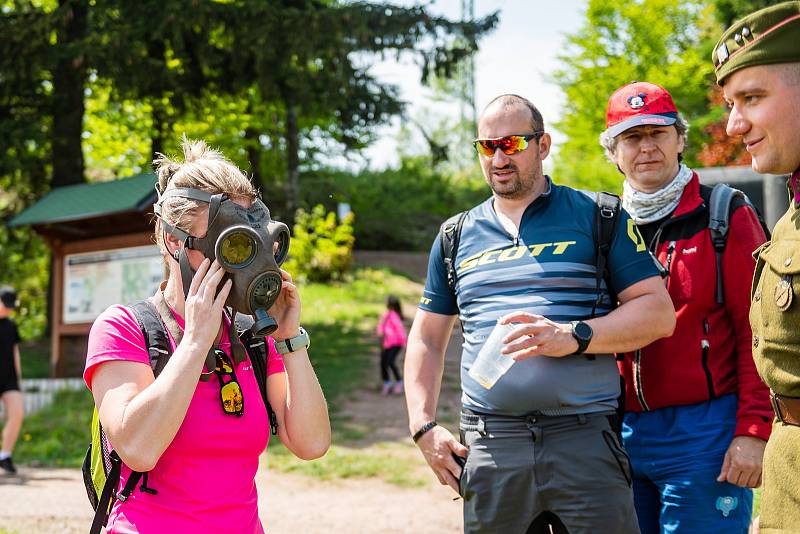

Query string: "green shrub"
[[0, 226, 49, 339], [284, 204, 355, 282]]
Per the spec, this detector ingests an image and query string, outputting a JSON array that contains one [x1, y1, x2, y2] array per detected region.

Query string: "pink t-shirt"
[[84, 304, 285, 534], [376, 310, 407, 349]]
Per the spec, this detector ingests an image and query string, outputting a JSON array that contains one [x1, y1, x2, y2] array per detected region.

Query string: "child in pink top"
[[376, 295, 407, 395]]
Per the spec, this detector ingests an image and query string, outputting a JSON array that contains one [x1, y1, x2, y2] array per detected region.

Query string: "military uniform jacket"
[[752, 189, 800, 398], [750, 173, 800, 533]]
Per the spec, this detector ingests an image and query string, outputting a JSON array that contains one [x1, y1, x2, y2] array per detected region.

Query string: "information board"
[[63, 245, 164, 324]]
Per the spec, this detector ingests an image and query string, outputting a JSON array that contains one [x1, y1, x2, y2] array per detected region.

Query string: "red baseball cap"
[[604, 81, 678, 137]]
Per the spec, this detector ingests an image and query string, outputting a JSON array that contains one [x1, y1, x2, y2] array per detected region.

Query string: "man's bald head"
[[479, 94, 544, 135]]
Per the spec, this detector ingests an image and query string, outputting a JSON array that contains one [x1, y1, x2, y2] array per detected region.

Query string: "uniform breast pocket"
[[751, 241, 800, 388], [755, 242, 800, 323]]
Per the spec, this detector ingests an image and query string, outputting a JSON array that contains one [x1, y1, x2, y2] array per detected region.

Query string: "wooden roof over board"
[[8, 173, 157, 241]]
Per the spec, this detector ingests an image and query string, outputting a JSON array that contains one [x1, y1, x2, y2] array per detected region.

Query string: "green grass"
[[257, 267, 431, 486], [264, 441, 425, 488], [296, 267, 419, 410], [10, 267, 421, 478], [754, 487, 761, 518], [13, 388, 94, 467], [19, 337, 50, 378]]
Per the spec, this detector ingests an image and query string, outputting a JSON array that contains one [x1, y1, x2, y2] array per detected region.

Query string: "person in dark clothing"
[[0, 286, 23, 475]]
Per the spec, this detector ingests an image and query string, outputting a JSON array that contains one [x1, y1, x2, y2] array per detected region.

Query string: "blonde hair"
[[153, 136, 257, 256]]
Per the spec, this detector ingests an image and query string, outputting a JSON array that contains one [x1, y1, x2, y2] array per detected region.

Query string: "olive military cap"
[[713, 1, 800, 85]]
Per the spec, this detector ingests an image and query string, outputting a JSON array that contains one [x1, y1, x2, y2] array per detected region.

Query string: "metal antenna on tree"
[[460, 0, 476, 142]]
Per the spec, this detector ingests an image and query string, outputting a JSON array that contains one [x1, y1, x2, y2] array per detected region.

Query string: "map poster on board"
[[63, 245, 164, 324]]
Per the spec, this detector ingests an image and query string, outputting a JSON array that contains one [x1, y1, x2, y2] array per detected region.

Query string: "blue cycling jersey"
[[420, 177, 661, 416]]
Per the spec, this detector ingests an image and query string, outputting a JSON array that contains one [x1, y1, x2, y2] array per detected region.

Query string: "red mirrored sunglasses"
[[472, 132, 544, 157]]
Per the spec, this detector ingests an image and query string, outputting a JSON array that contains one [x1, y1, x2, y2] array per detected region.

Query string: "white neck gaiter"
[[622, 164, 693, 225]]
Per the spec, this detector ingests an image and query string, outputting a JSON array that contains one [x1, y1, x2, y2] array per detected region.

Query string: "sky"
[[360, 1, 586, 169]]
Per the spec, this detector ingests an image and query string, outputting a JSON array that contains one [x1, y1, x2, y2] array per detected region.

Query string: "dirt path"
[[0, 464, 463, 534], [0, 288, 468, 534]]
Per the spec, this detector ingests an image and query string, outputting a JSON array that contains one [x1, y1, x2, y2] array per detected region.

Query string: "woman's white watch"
[[274, 327, 310, 355]]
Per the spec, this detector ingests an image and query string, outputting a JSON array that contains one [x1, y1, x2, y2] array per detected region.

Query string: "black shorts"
[[0, 380, 20, 395]]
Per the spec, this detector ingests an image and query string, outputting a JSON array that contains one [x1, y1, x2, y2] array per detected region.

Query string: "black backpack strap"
[[593, 192, 622, 318], [708, 183, 739, 305], [115, 470, 143, 503], [707, 183, 772, 305], [89, 451, 123, 534], [440, 211, 468, 293], [235, 313, 279, 436], [129, 299, 171, 377]]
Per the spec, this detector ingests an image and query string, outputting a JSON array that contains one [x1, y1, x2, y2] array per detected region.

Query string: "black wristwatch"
[[570, 321, 593, 355]]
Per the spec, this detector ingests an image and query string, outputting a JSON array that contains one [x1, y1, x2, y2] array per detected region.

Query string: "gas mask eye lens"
[[220, 231, 256, 267]]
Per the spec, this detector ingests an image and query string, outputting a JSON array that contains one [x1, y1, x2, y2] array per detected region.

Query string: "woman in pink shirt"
[[84, 138, 330, 533], [376, 295, 407, 395]]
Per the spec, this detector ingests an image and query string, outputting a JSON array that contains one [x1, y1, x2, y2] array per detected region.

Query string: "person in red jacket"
[[600, 81, 772, 533]]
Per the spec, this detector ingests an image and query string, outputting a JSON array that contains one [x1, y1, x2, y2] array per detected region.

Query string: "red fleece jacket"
[[619, 173, 772, 442]]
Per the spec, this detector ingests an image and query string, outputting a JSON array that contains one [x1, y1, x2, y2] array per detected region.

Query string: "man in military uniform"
[[713, 2, 800, 531]]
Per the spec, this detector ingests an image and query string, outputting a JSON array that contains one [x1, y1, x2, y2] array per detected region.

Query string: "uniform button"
[[742, 26, 751, 37], [785, 257, 793, 267], [754, 289, 761, 301], [753, 335, 759, 348]]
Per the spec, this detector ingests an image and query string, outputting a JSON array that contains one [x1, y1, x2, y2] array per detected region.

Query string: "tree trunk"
[[148, 39, 167, 159], [51, 0, 88, 188], [284, 99, 300, 222], [245, 101, 263, 189], [151, 102, 165, 160]]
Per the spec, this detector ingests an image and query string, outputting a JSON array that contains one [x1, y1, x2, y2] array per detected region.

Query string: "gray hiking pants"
[[458, 410, 640, 534]]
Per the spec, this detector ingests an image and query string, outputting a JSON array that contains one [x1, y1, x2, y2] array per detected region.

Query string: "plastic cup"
[[468, 321, 517, 389]]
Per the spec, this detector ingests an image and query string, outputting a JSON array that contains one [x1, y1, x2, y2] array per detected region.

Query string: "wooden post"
[[50, 240, 63, 377]]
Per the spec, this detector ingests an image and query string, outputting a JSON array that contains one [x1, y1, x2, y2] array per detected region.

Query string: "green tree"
[[714, 0, 775, 25], [226, 1, 497, 216], [51, 0, 89, 187], [695, 0, 777, 167], [0, 1, 54, 203], [551, 0, 708, 192]]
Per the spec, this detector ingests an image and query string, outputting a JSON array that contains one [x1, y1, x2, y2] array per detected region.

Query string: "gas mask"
[[154, 187, 290, 337]]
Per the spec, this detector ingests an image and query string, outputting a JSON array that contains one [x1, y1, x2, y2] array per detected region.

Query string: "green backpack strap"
[[85, 300, 166, 533], [89, 450, 123, 534]]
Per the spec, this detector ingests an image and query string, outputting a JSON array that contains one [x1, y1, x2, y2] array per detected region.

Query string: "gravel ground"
[[0, 341, 465, 534], [0, 265, 468, 534], [0, 465, 462, 534]]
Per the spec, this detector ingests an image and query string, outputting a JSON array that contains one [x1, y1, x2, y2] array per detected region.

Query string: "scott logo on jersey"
[[458, 241, 578, 273]]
